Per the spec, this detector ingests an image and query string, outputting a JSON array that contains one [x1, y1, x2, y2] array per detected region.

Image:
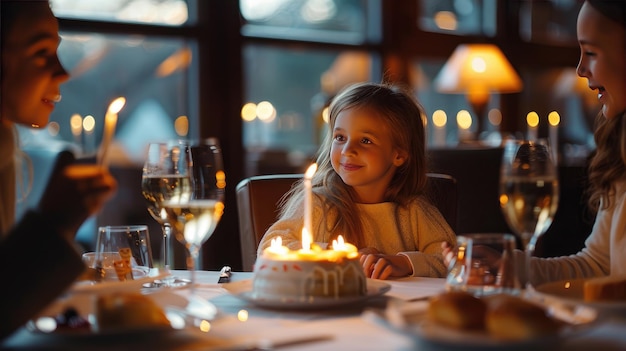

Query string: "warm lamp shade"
[[434, 44, 523, 100]]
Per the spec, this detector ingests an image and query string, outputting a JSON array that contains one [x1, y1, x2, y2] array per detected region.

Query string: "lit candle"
[[548, 111, 560, 163], [526, 111, 539, 141], [97, 97, 126, 168], [456, 110, 473, 143], [82, 115, 96, 155], [303, 163, 317, 249], [432, 110, 447, 147], [70, 114, 83, 151]]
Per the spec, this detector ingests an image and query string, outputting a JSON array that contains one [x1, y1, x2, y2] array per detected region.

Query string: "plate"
[[382, 298, 597, 351], [222, 279, 390, 309], [28, 289, 195, 337], [408, 319, 593, 350], [534, 278, 626, 317]]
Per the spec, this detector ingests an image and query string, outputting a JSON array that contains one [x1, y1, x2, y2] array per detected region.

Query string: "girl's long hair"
[[585, 0, 626, 211], [278, 82, 427, 247]]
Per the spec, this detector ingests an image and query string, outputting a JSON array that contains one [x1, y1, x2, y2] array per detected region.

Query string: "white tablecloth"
[[2, 270, 626, 350]]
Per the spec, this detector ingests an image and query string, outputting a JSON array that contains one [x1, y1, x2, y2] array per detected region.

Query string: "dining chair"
[[236, 173, 458, 271]]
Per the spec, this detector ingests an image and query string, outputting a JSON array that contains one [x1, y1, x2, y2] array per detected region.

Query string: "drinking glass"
[[162, 138, 225, 293], [93, 225, 153, 282], [499, 139, 559, 288], [446, 233, 520, 296], [141, 141, 192, 287]]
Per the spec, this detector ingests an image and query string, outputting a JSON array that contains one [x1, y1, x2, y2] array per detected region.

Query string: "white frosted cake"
[[252, 247, 367, 302]]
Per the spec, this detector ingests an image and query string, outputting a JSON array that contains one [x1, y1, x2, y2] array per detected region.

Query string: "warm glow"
[[433, 110, 447, 128], [241, 102, 257, 122], [322, 106, 330, 124], [156, 47, 192, 77], [83, 115, 95, 134], [174, 115, 188, 136], [434, 11, 458, 31], [256, 101, 275, 122], [108, 97, 126, 114], [305, 163, 318, 179], [199, 319, 211, 332], [237, 309, 249, 322], [527, 111, 539, 128], [470, 57, 487, 73], [548, 111, 560, 126], [70, 114, 82, 136], [216, 170, 226, 189], [456, 110, 472, 130], [434, 44, 523, 95]]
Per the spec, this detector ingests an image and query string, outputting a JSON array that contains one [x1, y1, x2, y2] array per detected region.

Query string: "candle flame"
[[108, 97, 126, 114], [271, 236, 282, 248], [548, 111, 560, 126], [305, 163, 317, 179]]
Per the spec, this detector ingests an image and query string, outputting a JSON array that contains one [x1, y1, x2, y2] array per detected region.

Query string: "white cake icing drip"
[[252, 257, 367, 301]]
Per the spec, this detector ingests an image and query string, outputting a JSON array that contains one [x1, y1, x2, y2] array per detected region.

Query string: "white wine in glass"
[[162, 138, 225, 293], [141, 141, 192, 286], [499, 139, 559, 289]]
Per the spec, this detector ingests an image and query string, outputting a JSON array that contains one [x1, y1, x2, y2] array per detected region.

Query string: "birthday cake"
[[252, 239, 367, 301]]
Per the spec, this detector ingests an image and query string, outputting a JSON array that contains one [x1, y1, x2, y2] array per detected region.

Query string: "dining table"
[[2, 270, 626, 351]]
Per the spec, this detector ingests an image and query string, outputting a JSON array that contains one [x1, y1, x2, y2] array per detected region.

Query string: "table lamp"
[[434, 44, 523, 139]]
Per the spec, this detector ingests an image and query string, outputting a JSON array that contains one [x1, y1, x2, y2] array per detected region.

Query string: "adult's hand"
[[38, 162, 116, 240]]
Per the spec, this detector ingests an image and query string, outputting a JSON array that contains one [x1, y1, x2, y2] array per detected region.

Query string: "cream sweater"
[[522, 180, 626, 285], [258, 196, 456, 278]]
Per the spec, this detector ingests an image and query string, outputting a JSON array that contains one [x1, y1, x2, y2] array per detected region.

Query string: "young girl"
[[443, 0, 626, 286], [1, 0, 116, 339], [258, 82, 456, 280]]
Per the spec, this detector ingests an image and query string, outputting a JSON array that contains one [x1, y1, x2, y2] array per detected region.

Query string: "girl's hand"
[[441, 241, 456, 268], [360, 253, 412, 280]]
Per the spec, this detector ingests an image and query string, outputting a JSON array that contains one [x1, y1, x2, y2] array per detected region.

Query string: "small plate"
[[534, 278, 626, 317], [381, 298, 597, 351], [223, 279, 390, 309], [28, 290, 199, 336]]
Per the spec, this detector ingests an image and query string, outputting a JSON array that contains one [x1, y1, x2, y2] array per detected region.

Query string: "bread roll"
[[584, 275, 626, 302], [94, 292, 170, 332], [485, 294, 561, 340], [427, 291, 486, 330]]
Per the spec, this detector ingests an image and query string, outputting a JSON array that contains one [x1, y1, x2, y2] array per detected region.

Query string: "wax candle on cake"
[[303, 163, 317, 249], [97, 97, 126, 168]]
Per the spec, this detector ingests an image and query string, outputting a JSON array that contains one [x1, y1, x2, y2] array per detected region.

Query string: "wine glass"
[[141, 141, 192, 287], [162, 138, 225, 293], [499, 138, 559, 289]]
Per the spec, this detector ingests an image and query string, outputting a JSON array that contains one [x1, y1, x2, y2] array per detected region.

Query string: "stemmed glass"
[[499, 138, 559, 290], [141, 141, 192, 287], [161, 138, 225, 293]]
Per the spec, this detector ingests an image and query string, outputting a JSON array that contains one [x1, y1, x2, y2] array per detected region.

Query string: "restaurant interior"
[[17, 0, 597, 272]]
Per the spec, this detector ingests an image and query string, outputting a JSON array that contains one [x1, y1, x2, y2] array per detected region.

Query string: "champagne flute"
[[162, 138, 225, 293], [141, 141, 192, 287], [499, 138, 559, 290]]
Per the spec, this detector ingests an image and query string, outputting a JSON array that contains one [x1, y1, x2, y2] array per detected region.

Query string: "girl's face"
[[1, 4, 69, 128], [330, 107, 406, 203], [576, 2, 626, 119]]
